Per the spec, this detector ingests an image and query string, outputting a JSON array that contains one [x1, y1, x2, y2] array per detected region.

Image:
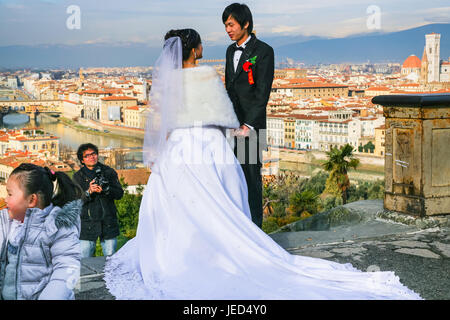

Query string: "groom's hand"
[[239, 125, 251, 137], [234, 125, 251, 137]]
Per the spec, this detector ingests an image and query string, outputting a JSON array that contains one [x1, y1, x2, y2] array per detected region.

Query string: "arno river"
[[1, 114, 144, 161]]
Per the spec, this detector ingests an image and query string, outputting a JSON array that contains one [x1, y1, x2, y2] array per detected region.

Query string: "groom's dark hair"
[[222, 3, 253, 34]]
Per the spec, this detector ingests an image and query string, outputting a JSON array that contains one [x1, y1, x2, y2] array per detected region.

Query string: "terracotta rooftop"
[[367, 86, 390, 91], [81, 90, 114, 95], [101, 96, 137, 101], [63, 100, 81, 104], [273, 81, 349, 89], [126, 106, 140, 111], [318, 119, 352, 124], [402, 55, 421, 69]]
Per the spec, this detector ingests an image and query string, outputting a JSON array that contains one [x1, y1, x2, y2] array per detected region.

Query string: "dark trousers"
[[234, 129, 265, 228]]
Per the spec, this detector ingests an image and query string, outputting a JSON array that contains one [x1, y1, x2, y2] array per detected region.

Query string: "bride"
[[103, 29, 422, 300]]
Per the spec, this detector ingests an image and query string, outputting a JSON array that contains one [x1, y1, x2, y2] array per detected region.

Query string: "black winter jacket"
[[73, 163, 124, 241]]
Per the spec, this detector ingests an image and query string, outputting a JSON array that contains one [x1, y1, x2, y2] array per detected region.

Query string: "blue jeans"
[[80, 238, 117, 258]]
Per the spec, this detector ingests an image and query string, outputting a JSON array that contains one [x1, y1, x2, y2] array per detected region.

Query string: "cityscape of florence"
[[0, 0, 449, 304]]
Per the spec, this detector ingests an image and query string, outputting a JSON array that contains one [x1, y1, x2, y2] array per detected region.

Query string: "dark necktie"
[[233, 46, 244, 53]]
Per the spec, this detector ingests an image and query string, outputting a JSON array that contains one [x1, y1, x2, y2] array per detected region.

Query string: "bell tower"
[[420, 46, 428, 84], [425, 33, 440, 82], [79, 68, 85, 88]]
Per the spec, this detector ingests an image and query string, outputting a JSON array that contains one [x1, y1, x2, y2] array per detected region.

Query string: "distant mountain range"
[[0, 23, 449, 69], [275, 23, 450, 64]]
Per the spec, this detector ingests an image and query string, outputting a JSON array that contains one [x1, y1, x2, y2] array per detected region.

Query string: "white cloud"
[[416, 6, 450, 14], [4, 3, 25, 10], [271, 25, 302, 34], [1, 0, 449, 46], [420, 6, 450, 23], [251, 0, 361, 14], [203, 31, 227, 42]]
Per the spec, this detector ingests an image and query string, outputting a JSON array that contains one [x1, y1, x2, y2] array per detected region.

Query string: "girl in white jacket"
[[0, 163, 83, 300]]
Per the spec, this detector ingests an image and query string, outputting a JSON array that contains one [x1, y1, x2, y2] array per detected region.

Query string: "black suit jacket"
[[225, 34, 274, 130]]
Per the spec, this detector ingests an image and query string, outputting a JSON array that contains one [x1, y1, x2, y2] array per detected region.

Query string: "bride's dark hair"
[[164, 29, 201, 61]]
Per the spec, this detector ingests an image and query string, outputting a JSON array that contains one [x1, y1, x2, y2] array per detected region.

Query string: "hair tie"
[[44, 167, 57, 182]]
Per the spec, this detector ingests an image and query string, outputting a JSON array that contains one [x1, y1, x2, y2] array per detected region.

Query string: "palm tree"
[[322, 144, 360, 204], [288, 190, 319, 217]]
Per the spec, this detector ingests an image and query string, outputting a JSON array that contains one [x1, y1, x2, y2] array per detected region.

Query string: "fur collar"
[[168, 66, 239, 130], [45, 199, 82, 237], [54, 199, 82, 229]]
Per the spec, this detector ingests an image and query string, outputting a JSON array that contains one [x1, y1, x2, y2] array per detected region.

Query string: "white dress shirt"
[[233, 34, 252, 72]]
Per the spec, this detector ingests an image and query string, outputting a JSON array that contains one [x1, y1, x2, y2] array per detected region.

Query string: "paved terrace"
[[75, 200, 450, 300]]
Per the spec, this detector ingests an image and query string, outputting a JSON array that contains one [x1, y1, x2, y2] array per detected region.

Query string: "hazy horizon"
[[1, 0, 449, 47]]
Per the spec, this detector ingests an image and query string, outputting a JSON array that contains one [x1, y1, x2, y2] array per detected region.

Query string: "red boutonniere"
[[243, 56, 257, 85]]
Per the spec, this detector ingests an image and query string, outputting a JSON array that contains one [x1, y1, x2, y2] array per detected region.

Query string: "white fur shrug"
[[167, 66, 240, 130]]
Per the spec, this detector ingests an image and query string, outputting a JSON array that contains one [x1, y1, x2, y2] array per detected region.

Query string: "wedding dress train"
[[103, 126, 422, 300]]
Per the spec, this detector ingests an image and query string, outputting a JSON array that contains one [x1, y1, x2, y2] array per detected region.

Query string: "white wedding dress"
[[103, 66, 422, 300], [103, 128, 422, 300]]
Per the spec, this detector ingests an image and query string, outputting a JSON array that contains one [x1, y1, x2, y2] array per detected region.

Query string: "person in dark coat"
[[223, 3, 274, 228], [73, 143, 124, 257]]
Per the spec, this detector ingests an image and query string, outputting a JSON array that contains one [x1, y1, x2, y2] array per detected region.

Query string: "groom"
[[223, 3, 274, 228]]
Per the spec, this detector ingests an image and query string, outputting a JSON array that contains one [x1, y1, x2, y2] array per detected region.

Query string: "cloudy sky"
[[0, 0, 449, 47]]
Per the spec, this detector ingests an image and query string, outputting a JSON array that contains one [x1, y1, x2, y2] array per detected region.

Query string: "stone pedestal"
[[372, 94, 450, 216]]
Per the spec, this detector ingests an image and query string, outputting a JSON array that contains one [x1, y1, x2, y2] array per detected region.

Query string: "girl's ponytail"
[[50, 169, 83, 208]]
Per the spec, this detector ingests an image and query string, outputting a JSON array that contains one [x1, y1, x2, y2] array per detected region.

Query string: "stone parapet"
[[372, 94, 450, 216]]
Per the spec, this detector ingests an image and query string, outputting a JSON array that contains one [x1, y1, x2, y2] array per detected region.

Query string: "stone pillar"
[[372, 94, 450, 216]]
